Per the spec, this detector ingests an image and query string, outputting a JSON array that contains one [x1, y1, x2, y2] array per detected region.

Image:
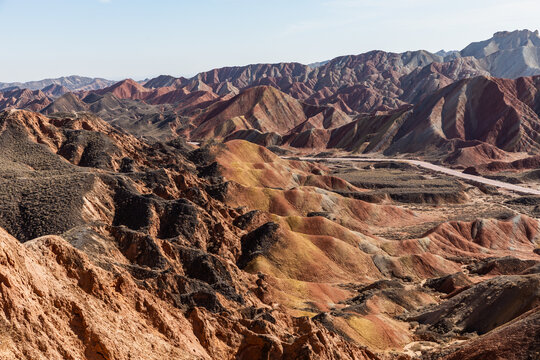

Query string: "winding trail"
[[291, 156, 540, 196]]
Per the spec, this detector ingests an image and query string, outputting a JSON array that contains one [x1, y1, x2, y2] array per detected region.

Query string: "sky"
[[0, 0, 539, 82]]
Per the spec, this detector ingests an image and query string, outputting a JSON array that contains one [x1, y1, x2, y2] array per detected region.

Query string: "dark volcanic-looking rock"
[[424, 272, 473, 294], [436, 307, 540, 360], [237, 222, 280, 268], [233, 210, 262, 230], [307, 211, 336, 220], [467, 256, 539, 276], [410, 274, 540, 335], [58, 130, 120, 169], [109, 225, 169, 269]]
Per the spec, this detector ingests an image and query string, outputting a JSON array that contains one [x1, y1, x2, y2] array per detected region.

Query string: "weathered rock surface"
[[0, 110, 388, 359]]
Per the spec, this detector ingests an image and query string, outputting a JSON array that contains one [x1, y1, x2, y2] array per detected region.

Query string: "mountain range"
[[0, 29, 539, 360], [2, 29, 540, 165]]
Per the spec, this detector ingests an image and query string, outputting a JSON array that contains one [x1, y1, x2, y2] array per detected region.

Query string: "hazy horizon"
[[1, 0, 539, 82]]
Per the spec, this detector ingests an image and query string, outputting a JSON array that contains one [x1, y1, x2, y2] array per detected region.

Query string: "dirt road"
[[293, 156, 540, 196]]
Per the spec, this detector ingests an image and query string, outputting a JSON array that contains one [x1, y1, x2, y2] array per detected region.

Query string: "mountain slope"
[[383, 75, 540, 155], [0, 88, 52, 112], [190, 86, 351, 140], [41, 92, 89, 114], [95, 78, 152, 100], [277, 74, 540, 165]]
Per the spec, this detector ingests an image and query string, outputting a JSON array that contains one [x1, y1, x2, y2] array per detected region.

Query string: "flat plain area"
[[311, 159, 540, 240]]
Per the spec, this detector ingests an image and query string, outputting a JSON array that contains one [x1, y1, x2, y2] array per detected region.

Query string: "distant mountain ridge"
[[3, 29, 539, 97], [134, 29, 540, 114], [0, 75, 114, 92]]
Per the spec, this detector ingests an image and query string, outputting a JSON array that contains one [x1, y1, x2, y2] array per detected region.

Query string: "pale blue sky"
[[0, 0, 539, 82]]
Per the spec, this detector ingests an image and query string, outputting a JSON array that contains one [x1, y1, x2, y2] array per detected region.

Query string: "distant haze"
[[1, 0, 539, 82]]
